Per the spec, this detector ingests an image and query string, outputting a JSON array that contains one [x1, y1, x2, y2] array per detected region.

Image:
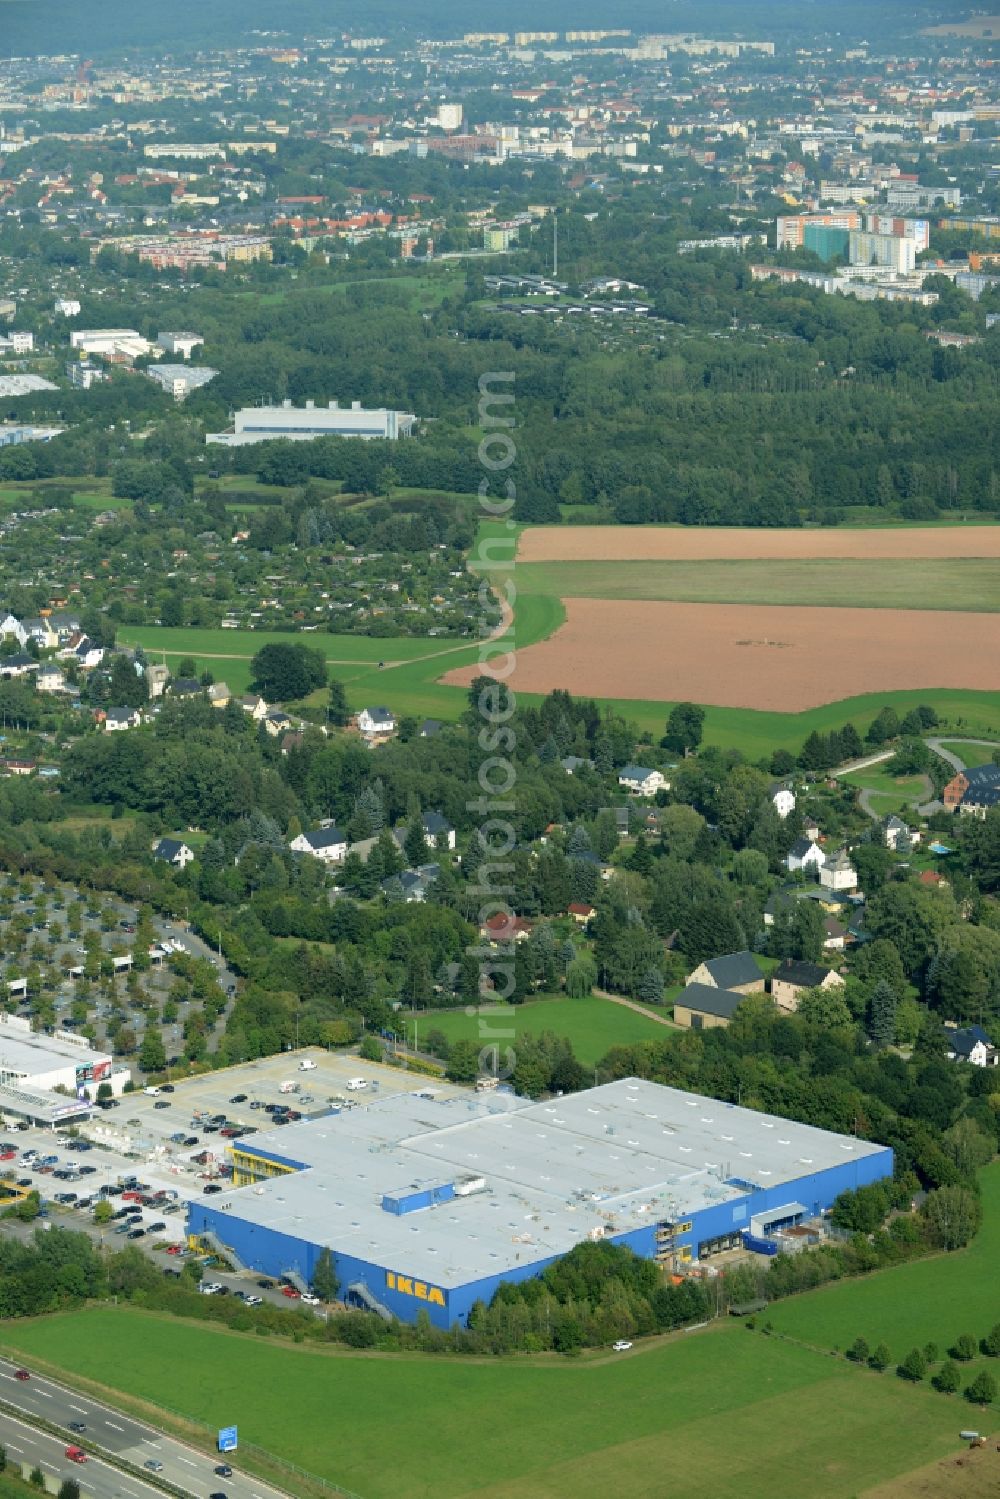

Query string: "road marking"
[[34, 1389, 52, 1398], [70, 1403, 88, 1414], [105, 1420, 125, 1431], [177, 1456, 197, 1466]]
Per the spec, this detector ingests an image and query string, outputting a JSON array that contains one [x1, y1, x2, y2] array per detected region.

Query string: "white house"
[[618, 765, 668, 797], [152, 837, 195, 868], [884, 815, 919, 852], [54, 298, 81, 317], [820, 848, 858, 892], [0, 612, 27, 647], [948, 1026, 999, 1067], [290, 826, 348, 864], [769, 782, 796, 819], [36, 664, 65, 694], [105, 706, 141, 732], [421, 811, 456, 850], [358, 706, 396, 741], [785, 837, 826, 874]]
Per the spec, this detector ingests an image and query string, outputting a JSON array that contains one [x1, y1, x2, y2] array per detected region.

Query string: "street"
[[0, 1358, 289, 1499]]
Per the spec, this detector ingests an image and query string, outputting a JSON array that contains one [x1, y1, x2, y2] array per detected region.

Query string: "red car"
[[281, 1285, 300, 1299], [0, 1149, 16, 1161], [166, 1244, 183, 1255], [65, 1446, 87, 1464], [14, 1369, 29, 1381]]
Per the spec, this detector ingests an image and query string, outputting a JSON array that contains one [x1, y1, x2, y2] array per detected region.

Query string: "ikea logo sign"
[[386, 1271, 446, 1307]]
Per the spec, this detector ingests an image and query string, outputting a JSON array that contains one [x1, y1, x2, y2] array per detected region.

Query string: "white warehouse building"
[[0, 1014, 129, 1127], [206, 399, 416, 446]]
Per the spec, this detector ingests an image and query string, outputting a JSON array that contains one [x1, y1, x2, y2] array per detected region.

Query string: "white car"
[[200, 1282, 223, 1296], [612, 1340, 633, 1352], [243, 1295, 263, 1307], [301, 1293, 321, 1305]]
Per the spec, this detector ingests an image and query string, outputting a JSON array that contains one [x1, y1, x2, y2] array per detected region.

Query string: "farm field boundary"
[[517, 522, 1000, 563]]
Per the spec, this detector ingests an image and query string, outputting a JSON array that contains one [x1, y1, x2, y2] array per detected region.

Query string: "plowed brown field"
[[517, 525, 1000, 563], [442, 599, 1000, 711]]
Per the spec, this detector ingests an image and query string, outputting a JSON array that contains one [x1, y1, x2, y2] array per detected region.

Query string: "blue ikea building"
[[187, 1078, 892, 1327]]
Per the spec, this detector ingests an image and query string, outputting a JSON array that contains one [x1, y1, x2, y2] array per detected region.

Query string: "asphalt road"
[[0, 1407, 166, 1499], [0, 1358, 289, 1499]]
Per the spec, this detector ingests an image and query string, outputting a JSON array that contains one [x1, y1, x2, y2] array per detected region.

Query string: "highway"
[[0, 1358, 290, 1499]]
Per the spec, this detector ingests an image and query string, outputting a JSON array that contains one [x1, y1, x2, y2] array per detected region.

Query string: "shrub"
[[846, 1336, 870, 1363], [868, 1342, 891, 1371], [950, 1333, 978, 1362]]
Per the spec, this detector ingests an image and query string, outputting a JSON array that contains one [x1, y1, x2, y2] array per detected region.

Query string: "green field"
[[767, 1163, 1000, 1365], [0, 1309, 970, 1499], [935, 740, 999, 768], [839, 765, 930, 815], [516, 558, 1000, 613], [404, 994, 674, 1068]]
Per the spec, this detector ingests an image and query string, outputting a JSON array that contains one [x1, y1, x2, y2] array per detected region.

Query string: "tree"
[[869, 980, 897, 1049], [404, 818, 429, 868], [311, 1246, 339, 1302], [138, 1026, 166, 1074], [358, 1035, 382, 1062], [868, 1343, 891, 1371], [965, 1370, 998, 1405], [982, 1323, 1000, 1358], [58, 1482, 81, 1499], [250, 642, 327, 701], [922, 1187, 983, 1251], [797, 985, 852, 1030], [896, 1348, 927, 1381], [663, 702, 704, 757], [846, 1336, 870, 1363], [932, 1360, 962, 1393], [637, 967, 664, 1005], [94, 1199, 113, 1225], [328, 679, 350, 727], [949, 1333, 978, 1362]]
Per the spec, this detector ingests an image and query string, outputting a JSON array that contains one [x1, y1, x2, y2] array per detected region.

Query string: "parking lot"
[[3, 1051, 462, 1301]]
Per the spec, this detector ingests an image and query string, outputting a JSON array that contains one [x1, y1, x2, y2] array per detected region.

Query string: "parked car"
[[612, 1340, 633, 1352], [244, 1295, 263, 1307], [200, 1283, 223, 1296], [159, 1084, 174, 1093], [148, 1221, 166, 1232], [203, 1183, 223, 1195], [301, 1293, 320, 1305], [281, 1285, 301, 1300], [230, 1094, 247, 1104], [153, 1101, 171, 1110]]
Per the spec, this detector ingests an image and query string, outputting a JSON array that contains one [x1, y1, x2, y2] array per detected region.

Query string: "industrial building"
[[146, 364, 218, 402], [187, 1078, 892, 1328], [0, 1013, 128, 1127], [206, 399, 416, 446]]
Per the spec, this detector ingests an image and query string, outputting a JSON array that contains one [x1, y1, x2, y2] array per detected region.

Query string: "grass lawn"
[[840, 766, 930, 814], [0, 1310, 969, 1499], [935, 740, 999, 768], [766, 1162, 1000, 1368], [516, 558, 1000, 613], [403, 994, 673, 1069]]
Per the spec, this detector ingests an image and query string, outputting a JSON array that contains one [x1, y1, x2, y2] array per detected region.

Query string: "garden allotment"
[[187, 1079, 892, 1328]]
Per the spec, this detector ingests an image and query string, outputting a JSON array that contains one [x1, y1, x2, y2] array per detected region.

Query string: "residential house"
[[290, 826, 348, 863], [152, 837, 195, 868], [169, 677, 203, 699], [382, 865, 439, 903], [568, 902, 595, 924], [802, 816, 820, 842], [823, 917, 848, 951], [947, 1025, 999, 1067], [884, 815, 918, 852], [21, 617, 57, 650], [480, 912, 533, 944], [786, 837, 826, 874], [769, 781, 796, 819], [674, 982, 749, 1031], [73, 637, 103, 670], [35, 664, 65, 693], [418, 719, 442, 738], [358, 706, 396, 742], [238, 693, 269, 720], [618, 765, 668, 797], [771, 959, 845, 1013], [46, 610, 81, 643], [145, 662, 170, 699], [686, 950, 765, 994], [561, 755, 594, 774], [820, 848, 858, 892], [0, 653, 38, 680], [0, 612, 26, 647], [105, 706, 141, 732], [943, 764, 1000, 815], [280, 732, 304, 756], [2, 759, 35, 776], [264, 710, 293, 738], [207, 682, 231, 708], [421, 811, 456, 851]]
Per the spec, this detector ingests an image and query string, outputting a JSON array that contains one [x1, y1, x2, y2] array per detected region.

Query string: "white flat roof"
[[207, 1079, 888, 1287], [0, 1019, 111, 1079]]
